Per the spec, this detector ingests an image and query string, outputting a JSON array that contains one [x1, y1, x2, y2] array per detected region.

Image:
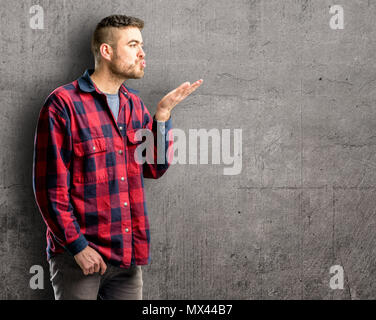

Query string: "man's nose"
[[138, 46, 145, 58]]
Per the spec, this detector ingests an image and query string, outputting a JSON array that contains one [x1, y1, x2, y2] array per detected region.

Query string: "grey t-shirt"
[[105, 92, 120, 121]]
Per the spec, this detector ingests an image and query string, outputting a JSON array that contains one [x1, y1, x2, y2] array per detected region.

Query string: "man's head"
[[91, 14, 146, 79]]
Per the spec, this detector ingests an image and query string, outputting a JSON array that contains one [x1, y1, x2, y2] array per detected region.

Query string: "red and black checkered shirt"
[[32, 69, 173, 268]]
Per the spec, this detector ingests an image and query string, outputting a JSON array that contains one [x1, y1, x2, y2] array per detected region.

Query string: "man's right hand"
[[74, 246, 107, 276]]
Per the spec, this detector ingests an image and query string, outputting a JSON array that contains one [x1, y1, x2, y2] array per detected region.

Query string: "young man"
[[32, 14, 202, 300]]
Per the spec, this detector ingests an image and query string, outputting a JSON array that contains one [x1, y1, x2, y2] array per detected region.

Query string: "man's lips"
[[140, 60, 146, 68]]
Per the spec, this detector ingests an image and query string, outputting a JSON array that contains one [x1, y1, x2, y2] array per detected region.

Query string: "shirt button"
[[125, 228, 129, 233], [92, 146, 96, 151], [124, 202, 128, 207], [121, 177, 125, 181], [119, 126, 123, 130], [118, 150, 123, 155]]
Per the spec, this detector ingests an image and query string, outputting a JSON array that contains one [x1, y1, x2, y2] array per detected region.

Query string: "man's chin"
[[130, 72, 144, 79], [123, 69, 144, 79], [109, 67, 144, 80]]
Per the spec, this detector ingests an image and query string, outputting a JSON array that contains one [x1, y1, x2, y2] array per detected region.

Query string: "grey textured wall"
[[1, 0, 376, 299]]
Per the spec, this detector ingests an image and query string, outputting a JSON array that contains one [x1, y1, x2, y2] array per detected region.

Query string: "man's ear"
[[99, 43, 114, 62]]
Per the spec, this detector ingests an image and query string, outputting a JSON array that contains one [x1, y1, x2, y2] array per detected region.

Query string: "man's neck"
[[90, 66, 126, 94]]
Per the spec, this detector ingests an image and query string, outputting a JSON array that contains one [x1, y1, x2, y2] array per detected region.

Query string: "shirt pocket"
[[72, 137, 109, 183], [126, 129, 144, 175]]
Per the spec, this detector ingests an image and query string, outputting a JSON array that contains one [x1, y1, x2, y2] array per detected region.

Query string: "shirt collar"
[[78, 68, 139, 96]]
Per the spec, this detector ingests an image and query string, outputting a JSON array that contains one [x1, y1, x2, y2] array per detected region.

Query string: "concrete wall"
[[1, 0, 376, 299]]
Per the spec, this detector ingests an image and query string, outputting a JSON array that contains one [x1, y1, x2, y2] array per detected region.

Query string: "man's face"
[[108, 27, 146, 79]]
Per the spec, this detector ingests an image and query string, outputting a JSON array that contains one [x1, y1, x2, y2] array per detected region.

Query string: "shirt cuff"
[[153, 115, 172, 136], [65, 234, 88, 256]]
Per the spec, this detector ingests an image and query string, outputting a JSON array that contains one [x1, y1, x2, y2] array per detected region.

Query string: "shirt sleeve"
[[32, 94, 88, 256], [141, 101, 173, 179]]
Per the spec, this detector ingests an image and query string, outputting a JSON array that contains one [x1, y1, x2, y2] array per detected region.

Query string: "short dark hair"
[[91, 14, 144, 65]]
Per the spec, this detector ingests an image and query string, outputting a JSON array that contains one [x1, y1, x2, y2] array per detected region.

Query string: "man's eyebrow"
[[127, 40, 144, 45]]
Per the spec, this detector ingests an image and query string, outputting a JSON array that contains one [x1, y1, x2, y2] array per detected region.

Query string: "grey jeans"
[[48, 251, 143, 300]]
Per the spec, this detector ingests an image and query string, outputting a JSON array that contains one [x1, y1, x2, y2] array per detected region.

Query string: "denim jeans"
[[48, 251, 143, 300]]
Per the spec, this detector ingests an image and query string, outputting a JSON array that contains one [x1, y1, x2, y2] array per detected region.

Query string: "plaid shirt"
[[32, 69, 172, 268]]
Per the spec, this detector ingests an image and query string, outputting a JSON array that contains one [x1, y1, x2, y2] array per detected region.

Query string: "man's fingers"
[[94, 261, 100, 273], [182, 79, 203, 98], [177, 80, 203, 97], [74, 246, 106, 276], [171, 80, 202, 97], [172, 82, 190, 95], [189, 79, 203, 92], [192, 79, 203, 86], [180, 81, 191, 89], [158, 79, 203, 110], [174, 82, 191, 97], [83, 266, 90, 275]]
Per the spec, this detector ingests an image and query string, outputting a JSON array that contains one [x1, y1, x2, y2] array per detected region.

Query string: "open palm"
[[155, 79, 203, 121]]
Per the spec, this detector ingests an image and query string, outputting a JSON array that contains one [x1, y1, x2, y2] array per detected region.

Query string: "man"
[[32, 14, 202, 300]]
